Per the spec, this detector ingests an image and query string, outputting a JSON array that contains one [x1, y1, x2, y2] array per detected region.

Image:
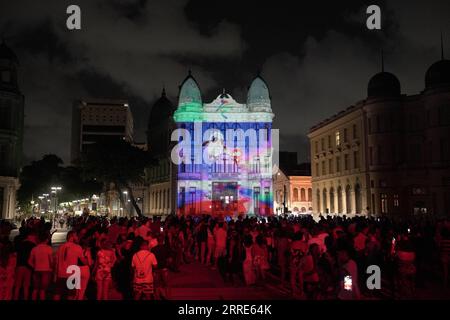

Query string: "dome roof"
[[367, 72, 401, 98], [425, 59, 450, 89], [178, 72, 202, 106], [148, 88, 175, 127], [247, 75, 271, 108], [0, 40, 18, 64]]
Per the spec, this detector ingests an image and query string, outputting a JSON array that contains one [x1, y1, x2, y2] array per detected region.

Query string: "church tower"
[[0, 40, 24, 219]]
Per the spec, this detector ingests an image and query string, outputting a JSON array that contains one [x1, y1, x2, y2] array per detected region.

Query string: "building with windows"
[[0, 41, 24, 219], [273, 152, 312, 215], [173, 72, 275, 216], [71, 98, 134, 164], [143, 88, 177, 216], [308, 51, 450, 217]]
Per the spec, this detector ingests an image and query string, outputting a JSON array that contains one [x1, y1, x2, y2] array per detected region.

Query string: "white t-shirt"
[[132, 250, 157, 284]]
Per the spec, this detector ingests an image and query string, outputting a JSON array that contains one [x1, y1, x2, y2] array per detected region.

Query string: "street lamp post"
[[123, 191, 128, 217], [51, 186, 62, 228]]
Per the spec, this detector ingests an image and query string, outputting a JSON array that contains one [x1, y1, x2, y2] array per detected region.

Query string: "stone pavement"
[[165, 261, 291, 300]]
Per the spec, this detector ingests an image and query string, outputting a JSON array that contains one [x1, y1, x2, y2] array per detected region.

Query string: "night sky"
[[1, 0, 450, 164]]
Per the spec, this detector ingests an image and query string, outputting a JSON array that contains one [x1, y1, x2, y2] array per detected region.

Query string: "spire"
[[161, 85, 166, 97], [222, 88, 226, 94], [381, 49, 385, 72], [441, 30, 444, 60]]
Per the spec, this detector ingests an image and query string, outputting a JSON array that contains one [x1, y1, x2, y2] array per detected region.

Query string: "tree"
[[18, 154, 64, 208], [81, 139, 155, 217], [18, 154, 102, 211]]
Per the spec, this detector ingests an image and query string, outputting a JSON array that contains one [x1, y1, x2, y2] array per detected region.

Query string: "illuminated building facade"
[[273, 152, 312, 215], [0, 41, 24, 219], [173, 72, 274, 216], [308, 51, 450, 217]]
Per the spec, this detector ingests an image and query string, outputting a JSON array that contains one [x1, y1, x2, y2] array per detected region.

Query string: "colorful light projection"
[[174, 121, 274, 217], [173, 74, 274, 217]]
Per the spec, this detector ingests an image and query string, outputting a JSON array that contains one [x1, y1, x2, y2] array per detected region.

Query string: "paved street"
[[166, 261, 291, 300]]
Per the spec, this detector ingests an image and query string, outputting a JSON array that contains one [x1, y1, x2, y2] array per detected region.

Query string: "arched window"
[[329, 187, 335, 213], [316, 189, 321, 213], [355, 184, 362, 214], [322, 188, 328, 213], [300, 188, 306, 201], [308, 188, 312, 201], [346, 185, 352, 214], [293, 188, 299, 201]]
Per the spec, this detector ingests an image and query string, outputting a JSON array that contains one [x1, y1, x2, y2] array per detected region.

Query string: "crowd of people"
[[1, 211, 450, 300]]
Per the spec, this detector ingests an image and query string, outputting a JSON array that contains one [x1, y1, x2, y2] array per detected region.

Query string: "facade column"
[[333, 190, 339, 215], [351, 190, 356, 215], [342, 190, 347, 215]]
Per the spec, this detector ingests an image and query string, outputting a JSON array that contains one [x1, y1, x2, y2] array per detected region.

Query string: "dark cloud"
[[1, 0, 449, 163]]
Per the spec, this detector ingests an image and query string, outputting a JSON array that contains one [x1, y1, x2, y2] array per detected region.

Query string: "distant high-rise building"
[[71, 98, 134, 164], [0, 40, 24, 219]]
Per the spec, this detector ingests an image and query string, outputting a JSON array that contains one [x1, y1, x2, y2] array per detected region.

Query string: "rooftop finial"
[[222, 88, 226, 94], [441, 30, 444, 60], [381, 49, 385, 72], [188, 68, 192, 76], [161, 84, 166, 97]]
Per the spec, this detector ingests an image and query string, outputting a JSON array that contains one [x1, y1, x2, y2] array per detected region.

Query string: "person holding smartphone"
[[337, 245, 361, 300]]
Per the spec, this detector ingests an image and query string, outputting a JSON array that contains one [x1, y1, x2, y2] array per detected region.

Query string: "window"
[[307, 188, 312, 201], [377, 145, 382, 164], [336, 156, 341, 172], [328, 135, 331, 149], [369, 147, 373, 165], [1, 71, 11, 82], [301, 188, 306, 202], [315, 141, 318, 154], [368, 118, 372, 134], [439, 106, 450, 126], [329, 159, 333, 174], [0, 104, 11, 129], [343, 128, 348, 142], [254, 187, 260, 213], [322, 160, 326, 175], [315, 163, 319, 176], [335, 131, 340, 146], [381, 193, 388, 214], [293, 188, 299, 201], [353, 151, 360, 169], [0, 144, 6, 166], [321, 138, 325, 151], [344, 154, 349, 170], [393, 194, 399, 208], [440, 139, 449, 161], [353, 124, 357, 139]]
